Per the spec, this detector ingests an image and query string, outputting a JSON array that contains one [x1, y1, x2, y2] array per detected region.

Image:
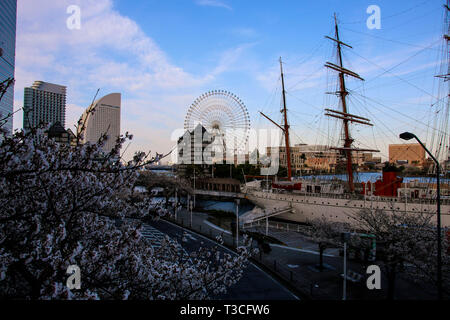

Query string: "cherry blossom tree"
[[306, 208, 449, 299], [353, 208, 449, 299], [0, 85, 251, 299], [134, 171, 192, 210], [303, 217, 349, 271]]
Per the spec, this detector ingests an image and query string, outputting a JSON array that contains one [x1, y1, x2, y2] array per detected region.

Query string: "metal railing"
[[244, 187, 450, 207]]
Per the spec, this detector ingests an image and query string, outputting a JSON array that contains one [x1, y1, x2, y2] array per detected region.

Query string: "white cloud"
[[231, 27, 258, 38], [210, 43, 257, 77], [195, 0, 232, 10], [16, 0, 206, 91], [13, 0, 251, 160], [65, 103, 86, 131]]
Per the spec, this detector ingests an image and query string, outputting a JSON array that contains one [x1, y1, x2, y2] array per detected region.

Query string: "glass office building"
[[0, 0, 17, 134]]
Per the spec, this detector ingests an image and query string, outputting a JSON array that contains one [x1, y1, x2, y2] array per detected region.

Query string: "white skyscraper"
[[78, 93, 121, 153]]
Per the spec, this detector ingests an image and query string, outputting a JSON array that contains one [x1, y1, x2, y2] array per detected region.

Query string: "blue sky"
[[12, 0, 448, 162]]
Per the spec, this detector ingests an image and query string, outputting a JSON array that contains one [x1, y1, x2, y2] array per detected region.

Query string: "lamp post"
[[189, 200, 193, 228], [341, 232, 350, 300], [399, 131, 442, 300], [193, 167, 196, 208], [235, 199, 240, 248]]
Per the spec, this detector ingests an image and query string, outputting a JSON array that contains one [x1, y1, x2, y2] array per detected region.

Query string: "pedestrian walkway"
[[240, 205, 293, 224], [149, 218, 298, 300], [140, 224, 166, 249], [140, 223, 191, 264], [244, 225, 340, 256]]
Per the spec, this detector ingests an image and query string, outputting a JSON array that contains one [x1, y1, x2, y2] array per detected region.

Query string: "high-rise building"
[[78, 93, 121, 153], [0, 0, 17, 134], [23, 81, 67, 133]]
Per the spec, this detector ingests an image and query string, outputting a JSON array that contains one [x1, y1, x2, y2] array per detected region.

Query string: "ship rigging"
[[324, 14, 379, 192], [259, 14, 379, 192]]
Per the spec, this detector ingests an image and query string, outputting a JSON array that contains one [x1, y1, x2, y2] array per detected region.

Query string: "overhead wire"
[[347, 41, 442, 99], [341, 0, 434, 25], [341, 26, 442, 52]]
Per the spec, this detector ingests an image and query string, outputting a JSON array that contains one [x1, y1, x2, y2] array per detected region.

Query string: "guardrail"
[[243, 219, 308, 233], [241, 207, 293, 225], [194, 189, 246, 198]]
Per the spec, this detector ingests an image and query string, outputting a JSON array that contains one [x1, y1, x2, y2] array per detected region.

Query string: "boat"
[[241, 13, 450, 229]]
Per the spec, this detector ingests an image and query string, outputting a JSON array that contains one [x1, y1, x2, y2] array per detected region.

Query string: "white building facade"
[[78, 93, 121, 154]]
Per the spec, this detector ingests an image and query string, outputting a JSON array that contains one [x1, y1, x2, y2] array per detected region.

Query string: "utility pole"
[[235, 199, 240, 248], [187, 193, 190, 225], [242, 168, 247, 184], [189, 200, 193, 228], [193, 166, 196, 208], [341, 232, 350, 300], [174, 188, 178, 220], [265, 217, 268, 236]]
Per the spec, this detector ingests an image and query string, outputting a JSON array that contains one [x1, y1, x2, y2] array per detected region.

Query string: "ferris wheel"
[[184, 90, 251, 153]]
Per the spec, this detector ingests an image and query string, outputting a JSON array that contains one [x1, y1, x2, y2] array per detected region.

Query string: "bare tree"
[[352, 208, 449, 299], [304, 217, 349, 271]]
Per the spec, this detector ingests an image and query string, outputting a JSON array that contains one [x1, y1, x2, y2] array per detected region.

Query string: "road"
[[168, 209, 439, 300], [143, 219, 299, 300]]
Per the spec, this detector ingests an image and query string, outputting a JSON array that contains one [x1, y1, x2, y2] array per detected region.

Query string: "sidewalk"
[[244, 224, 340, 256], [168, 207, 438, 300]]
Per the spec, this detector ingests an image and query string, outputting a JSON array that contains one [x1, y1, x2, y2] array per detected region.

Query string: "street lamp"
[[341, 232, 350, 300], [235, 199, 240, 248], [399, 131, 442, 300], [174, 188, 178, 220], [189, 200, 193, 228]]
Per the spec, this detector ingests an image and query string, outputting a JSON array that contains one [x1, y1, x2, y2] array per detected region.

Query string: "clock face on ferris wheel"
[[184, 90, 251, 154]]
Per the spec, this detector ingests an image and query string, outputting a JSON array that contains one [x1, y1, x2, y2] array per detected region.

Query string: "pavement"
[[142, 217, 299, 300], [244, 224, 340, 256], [171, 207, 440, 300]]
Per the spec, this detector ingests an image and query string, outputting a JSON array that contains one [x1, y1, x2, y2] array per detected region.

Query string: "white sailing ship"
[[241, 14, 450, 229]]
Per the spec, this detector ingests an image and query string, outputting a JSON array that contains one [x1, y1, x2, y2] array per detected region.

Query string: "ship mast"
[[435, 1, 450, 164], [259, 57, 292, 181], [325, 14, 377, 192], [280, 58, 292, 180]]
